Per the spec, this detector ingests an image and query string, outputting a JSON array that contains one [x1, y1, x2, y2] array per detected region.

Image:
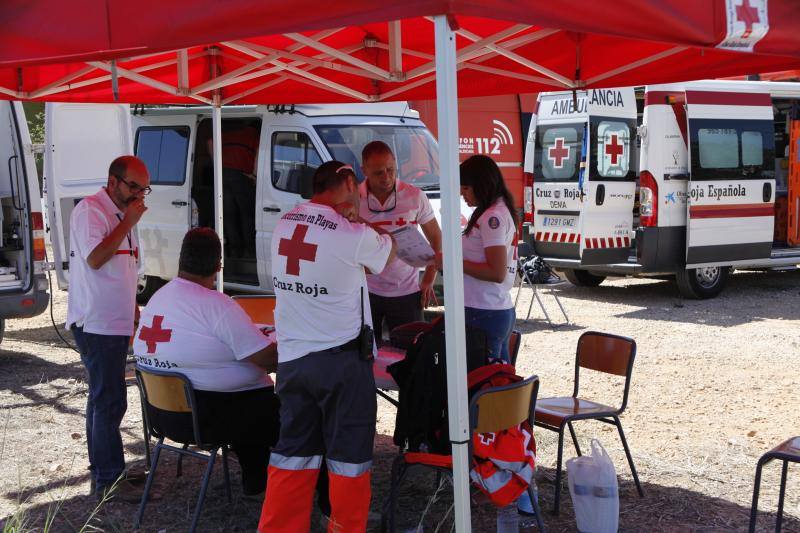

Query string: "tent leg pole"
[[212, 100, 224, 292], [434, 14, 471, 533]]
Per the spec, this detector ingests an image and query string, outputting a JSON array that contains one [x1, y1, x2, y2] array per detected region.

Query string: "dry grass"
[[1, 269, 799, 531]]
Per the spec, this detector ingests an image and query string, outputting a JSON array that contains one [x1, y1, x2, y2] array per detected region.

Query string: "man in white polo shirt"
[[358, 141, 442, 341], [259, 160, 394, 532], [67, 155, 149, 502], [134, 228, 279, 496]]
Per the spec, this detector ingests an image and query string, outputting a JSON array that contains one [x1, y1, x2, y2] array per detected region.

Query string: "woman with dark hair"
[[437, 154, 519, 362]]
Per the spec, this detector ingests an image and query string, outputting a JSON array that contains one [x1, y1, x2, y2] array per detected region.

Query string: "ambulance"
[[523, 81, 800, 298], [45, 103, 462, 301]]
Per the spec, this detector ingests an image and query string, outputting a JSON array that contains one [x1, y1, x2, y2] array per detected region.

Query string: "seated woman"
[[437, 155, 518, 363], [134, 228, 278, 496]]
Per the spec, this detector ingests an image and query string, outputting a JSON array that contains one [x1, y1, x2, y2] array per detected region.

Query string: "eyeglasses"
[[114, 174, 152, 196], [367, 183, 397, 213]]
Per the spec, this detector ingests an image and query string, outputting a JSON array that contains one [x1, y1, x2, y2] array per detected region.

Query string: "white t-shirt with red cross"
[[133, 278, 273, 392], [66, 188, 141, 336], [358, 181, 435, 297], [462, 199, 517, 310], [271, 201, 393, 363]]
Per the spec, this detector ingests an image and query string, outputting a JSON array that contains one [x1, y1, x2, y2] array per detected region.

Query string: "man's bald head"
[[107, 155, 150, 209]]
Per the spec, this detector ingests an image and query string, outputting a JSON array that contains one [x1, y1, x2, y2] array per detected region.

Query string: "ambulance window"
[[135, 126, 190, 185], [697, 128, 738, 168], [536, 126, 582, 181], [595, 120, 630, 178], [742, 131, 764, 166], [272, 132, 322, 194]]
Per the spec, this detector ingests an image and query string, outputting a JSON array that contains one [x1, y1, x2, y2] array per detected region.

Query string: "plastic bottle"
[[496, 503, 519, 532]]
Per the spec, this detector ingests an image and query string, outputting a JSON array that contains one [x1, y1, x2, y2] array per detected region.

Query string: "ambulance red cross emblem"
[[278, 224, 318, 275], [605, 134, 624, 165], [139, 315, 172, 354], [549, 137, 570, 168]]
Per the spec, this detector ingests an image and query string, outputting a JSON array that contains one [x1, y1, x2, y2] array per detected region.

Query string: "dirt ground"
[[1, 269, 799, 532]]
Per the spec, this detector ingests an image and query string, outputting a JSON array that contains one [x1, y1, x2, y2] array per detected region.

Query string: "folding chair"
[[749, 436, 800, 533], [134, 366, 232, 533], [383, 375, 545, 532], [232, 294, 276, 325], [534, 331, 643, 514], [514, 242, 569, 326]]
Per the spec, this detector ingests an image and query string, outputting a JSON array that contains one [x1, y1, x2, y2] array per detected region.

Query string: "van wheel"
[[563, 269, 606, 287], [676, 267, 729, 299], [137, 275, 164, 305]]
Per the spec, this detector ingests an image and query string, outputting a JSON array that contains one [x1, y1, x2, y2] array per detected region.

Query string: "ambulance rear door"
[[578, 88, 638, 265], [44, 103, 132, 288], [685, 90, 775, 267], [530, 91, 587, 260]]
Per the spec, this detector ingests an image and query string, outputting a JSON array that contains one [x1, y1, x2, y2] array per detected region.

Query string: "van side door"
[[44, 103, 132, 289], [258, 126, 324, 290], [685, 90, 775, 267], [132, 115, 195, 280]]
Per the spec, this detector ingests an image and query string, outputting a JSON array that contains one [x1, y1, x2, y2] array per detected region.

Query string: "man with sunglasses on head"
[[67, 155, 153, 503], [358, 140, 442, 341]]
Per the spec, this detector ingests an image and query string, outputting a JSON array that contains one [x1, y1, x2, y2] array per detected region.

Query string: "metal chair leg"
[[135, 438, 163, 529], [776, 460, 789, 532], [532, 286, 552, 325], [528, 483, 546, 532], [553, 428, 565, 514], [550, 289, 570, 324], [385, 457, 406, 533], [177, 443, 188, 477], [614, 416, 644, 497], [567, 421, 582, 456], [189, 448, 218, 533], [221, 446, 232, 503], [140, 397, 151, 470], [749, 459, 766, 533]]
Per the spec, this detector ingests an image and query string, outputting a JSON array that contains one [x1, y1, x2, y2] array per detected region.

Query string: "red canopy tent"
[[1, 1, 798, 530]]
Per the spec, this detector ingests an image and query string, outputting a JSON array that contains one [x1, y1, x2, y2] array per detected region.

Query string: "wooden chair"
[[749, 436, 800, 532], [383, 375, 545, 532], [134, 366, 232, 533], [534, 331, 643, 514], [232, 294, 276, 324], [509, 329, 522, 366]]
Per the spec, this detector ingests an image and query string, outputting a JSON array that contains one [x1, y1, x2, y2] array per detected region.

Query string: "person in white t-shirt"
[[259, 160, 394, 533], [436, 155, 519, 362], [67, 155, 150, 503], [134, 228, 279, 496], [358, 141, 442, 341]]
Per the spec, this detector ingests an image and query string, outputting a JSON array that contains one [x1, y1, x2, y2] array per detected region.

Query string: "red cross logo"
[[736, 0, 760, 38], [139, 315, 172, 354], [478, 432, 497, 446], [605, 134, 624, 165], [278, 224, 318, 276], [548, 137, 570, 168]]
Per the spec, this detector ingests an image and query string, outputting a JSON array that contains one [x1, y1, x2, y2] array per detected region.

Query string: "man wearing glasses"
[[359, 141, 442, 341], [67, 155, 152, 503]]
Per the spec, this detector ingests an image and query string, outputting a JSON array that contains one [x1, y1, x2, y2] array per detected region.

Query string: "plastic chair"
[[134, 366, 232, 533], [514, 242, 569, 326], [534, 331, 643, 514], [383, 375, 545, 532], [749, 436, 800, 532], [232, 294, 276, 324]]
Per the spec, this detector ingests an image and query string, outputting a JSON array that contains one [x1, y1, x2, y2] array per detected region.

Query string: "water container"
[[567, 439, 619, 533], [496, 502, 519, 532]]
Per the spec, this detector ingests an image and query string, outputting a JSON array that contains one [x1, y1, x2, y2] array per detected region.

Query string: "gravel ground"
[[1, 268, 799, 532]]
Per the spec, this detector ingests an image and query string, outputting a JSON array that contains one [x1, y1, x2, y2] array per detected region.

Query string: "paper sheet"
[[391, 225, 434, 268]]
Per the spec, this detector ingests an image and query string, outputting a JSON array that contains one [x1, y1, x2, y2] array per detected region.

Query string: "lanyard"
[[114, 213, 138, 261]]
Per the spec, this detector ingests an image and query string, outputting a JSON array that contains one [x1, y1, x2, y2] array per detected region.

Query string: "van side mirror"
[[300, 169, 314, 199]]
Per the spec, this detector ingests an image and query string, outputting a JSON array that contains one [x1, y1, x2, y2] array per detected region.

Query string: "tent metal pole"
[[212, 100, 224, 292], [434, 14, 471, 532]]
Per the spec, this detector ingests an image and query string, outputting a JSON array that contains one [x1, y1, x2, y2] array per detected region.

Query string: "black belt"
[[327, 336, 361, 353]]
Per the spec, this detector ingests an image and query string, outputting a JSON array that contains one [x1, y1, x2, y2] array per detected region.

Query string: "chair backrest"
[[574, 331, 636, 410], [135, 365, 203, 444], [233, 295, 276, 325], [508, 330, 522, 366], [469, 375, 540, 435]]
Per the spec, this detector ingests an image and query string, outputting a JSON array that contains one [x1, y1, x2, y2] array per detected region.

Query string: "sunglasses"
[[114, 174, 152, 196]]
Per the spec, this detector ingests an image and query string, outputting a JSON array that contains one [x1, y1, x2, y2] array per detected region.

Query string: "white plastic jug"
[[566, 439, 619, 533]]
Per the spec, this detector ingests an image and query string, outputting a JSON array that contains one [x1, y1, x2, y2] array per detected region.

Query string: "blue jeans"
[[464, 307, 516, 363], [72, 326, 130, 490]]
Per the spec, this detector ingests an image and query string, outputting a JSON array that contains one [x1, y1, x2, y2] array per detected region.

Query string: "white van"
[[45, 103, 453, 301], [0, 101, 49, 341], [523, 81, 800, 298]]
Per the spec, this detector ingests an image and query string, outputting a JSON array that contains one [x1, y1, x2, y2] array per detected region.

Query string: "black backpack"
[[387, 317, 487, 454]]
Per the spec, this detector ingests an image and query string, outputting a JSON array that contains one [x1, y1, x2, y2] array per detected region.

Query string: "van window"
[[698, 128, 739, 168], [534, 124, 584, 182], [135, 127, 190, 185], [742, 131, 764, 166], [595, 121, 631, 178], [690, 119, 774, 180], [272, 132, 322, 194]]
